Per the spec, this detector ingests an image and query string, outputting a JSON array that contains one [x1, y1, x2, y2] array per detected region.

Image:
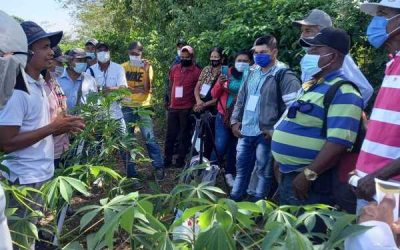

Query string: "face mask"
[[300, 53, 333, 80], [86, 52, 96, 60], [54, 66, 64, 77], [181, 59, 193, 67], [73, 62, 87, 74], [367, 14, 400, 48], [129, 55, 143, 67], [254, 53, 271, 67], [97, 51, 110, 63], [177, 49, 181, 57], [234, 62, 250, 72], [211, 60, 221, 67]]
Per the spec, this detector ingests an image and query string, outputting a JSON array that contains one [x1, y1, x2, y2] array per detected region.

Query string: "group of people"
[[2, 0, 400, 248]]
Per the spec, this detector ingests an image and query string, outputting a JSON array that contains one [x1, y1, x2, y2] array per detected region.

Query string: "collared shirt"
[[169, 63, 202, 109], [88, 62, 128, 119], [356, 53, 400, 181], [272, 70, 363, 173], [58, 69, 98, 112], [0, 74, 54, 184], [241, 64, 282, 136], [44, 74, 69, 158]]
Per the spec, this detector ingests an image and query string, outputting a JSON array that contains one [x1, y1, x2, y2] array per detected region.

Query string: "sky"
[[1, 0, 75, 34]]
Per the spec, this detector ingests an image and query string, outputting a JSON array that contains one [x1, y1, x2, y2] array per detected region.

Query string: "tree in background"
[[59, 0, 386, 112]]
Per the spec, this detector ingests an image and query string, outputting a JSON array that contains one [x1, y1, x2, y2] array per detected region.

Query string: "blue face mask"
[[367, 15, 400, 48], [253, 53, 271, 67], [300, 53, 333, 81], [86, 52, 96, 60], [73, 62, 87, 74]]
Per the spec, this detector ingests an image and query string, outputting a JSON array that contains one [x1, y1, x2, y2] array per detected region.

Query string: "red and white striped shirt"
[[356, 53, 400, 181]]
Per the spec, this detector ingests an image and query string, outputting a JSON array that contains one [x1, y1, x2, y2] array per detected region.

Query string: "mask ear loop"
[[388, 14, 400, 37], [319, 53, 335, 70]]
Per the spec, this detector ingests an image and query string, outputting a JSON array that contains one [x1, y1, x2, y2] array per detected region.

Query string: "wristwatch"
[[303, 168, 318, 181]]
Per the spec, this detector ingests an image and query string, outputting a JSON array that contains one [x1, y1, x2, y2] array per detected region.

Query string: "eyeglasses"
[[287, 100, 314, 119]]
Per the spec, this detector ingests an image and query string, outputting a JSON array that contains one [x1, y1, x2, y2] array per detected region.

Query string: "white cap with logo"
[[361, 0, 400, 16]]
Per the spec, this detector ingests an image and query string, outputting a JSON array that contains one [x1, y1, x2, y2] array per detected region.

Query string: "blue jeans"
[[279, 170, 334, 206], [213, 113, 237, 175], [230, 135, 272, 201], [122, 107, 164, 177]]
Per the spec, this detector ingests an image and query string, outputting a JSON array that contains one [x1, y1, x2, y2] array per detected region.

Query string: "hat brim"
[[54, 55, 67, 63], [30, 31, 63, 48], [299, 37, 324, 48], [360, 2, 400, 16], [360, 3, 381, 16], [293, 20, 318, 27]]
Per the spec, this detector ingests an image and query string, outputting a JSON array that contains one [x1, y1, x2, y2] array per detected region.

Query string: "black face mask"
[[181, 59, 193, 67], [211, 60, 221, 67]]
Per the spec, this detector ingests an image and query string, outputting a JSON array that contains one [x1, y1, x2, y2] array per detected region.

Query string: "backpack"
[[321, 80, 366, 153], [274, 68, 300, 117]]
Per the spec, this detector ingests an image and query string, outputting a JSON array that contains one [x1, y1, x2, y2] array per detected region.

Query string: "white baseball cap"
[[360, 0, 400, 16]]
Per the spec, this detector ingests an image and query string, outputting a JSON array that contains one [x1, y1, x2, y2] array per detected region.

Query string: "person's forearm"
[[205, 99, 217, 107], [371, 158, 400, 180], [143, 72, 151, 93], [194, 82, 202, 102], [308, 142, 347, 175], [0, 125, 55, 153]]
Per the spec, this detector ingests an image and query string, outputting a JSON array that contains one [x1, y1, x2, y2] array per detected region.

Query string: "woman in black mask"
[[193, 47, 225, 160]]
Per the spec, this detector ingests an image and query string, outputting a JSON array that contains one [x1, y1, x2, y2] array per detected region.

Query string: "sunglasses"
[[287, 100, 313, 119]]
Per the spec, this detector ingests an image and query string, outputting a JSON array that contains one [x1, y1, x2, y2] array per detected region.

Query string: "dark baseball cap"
[[177, 38, 187, 46], [52, 46, 67, 62], [299, 27, 350, 55], [85, 38, 98, 46], [66, 48, 90, 59], [293, 9, 332, 28], [20, 21, 63, 47], [96, 42, 109, 50]]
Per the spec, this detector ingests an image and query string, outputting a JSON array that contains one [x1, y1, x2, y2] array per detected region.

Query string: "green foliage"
[[60, 0, 387, 115]]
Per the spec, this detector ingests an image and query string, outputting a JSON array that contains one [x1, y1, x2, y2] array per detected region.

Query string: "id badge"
[[200, 83, 211, 97], [246, 95, 259, 112], [175, 86, 183, 98]]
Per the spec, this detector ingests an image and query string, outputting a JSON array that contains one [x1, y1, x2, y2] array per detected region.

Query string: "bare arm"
[[0, 116, 85, 153]]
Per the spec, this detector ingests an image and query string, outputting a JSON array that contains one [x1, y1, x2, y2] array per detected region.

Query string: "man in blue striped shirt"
[[272, 28, 363, 205]]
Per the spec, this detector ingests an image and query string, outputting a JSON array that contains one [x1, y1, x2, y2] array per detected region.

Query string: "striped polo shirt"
[[272, 70, 363, 173], [356, 53, 400, 181]]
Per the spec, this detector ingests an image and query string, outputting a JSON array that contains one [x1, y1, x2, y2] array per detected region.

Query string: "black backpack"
[[321, 80, 366, 153]]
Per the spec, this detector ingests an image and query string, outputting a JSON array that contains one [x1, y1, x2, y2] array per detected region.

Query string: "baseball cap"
[[299, 27, 350, 55], [177, 38, 187, 46], [20, 21, 63, 47], [52, 46, 67, 62], [293, 9, 333, 28], [85, 38, 98, 46], [181, 45, 194, 55], [66, 48, 90, 59], [96, 42, 110, 51], [360, 0, 400, 16]]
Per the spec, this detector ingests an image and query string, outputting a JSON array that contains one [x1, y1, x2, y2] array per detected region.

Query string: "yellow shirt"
[[121, 61, 153, 107]]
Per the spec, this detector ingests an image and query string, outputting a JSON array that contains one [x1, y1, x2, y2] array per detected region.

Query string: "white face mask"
[[234, 62, 250, 72], [177, 49, 181, 57], [97, 51, 110, 63], [129, 55, 143, 67]]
